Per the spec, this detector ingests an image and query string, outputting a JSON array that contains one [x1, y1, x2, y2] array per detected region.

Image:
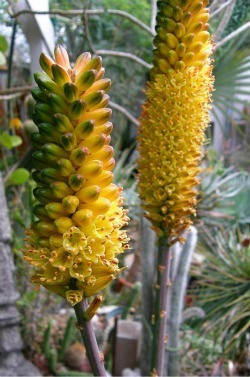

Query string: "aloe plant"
[[191, 226, 250, 359]]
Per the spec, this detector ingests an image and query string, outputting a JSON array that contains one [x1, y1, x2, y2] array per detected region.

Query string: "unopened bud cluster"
[[138, 0, 214, 241], [23, 46, 129, 305]]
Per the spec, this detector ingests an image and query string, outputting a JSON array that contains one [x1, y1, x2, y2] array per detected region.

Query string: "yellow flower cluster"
[[23, 46, 129, 305], [137, 0, 214, 240]]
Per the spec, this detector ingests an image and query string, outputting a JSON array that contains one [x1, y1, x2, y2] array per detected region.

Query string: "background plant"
[[191, 226, 250, 362]]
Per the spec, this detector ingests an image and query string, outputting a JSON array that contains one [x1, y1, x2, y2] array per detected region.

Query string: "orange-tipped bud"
[[54, 45, 71, 71]]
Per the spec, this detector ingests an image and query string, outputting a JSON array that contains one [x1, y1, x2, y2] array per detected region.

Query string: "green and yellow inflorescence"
[[23, 46, 129, 305], [137, 0, 214, 241]]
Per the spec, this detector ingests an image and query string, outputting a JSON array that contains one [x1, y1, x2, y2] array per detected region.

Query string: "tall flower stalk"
[[23, 45, 129, 376], [137, 0, 214, 375]]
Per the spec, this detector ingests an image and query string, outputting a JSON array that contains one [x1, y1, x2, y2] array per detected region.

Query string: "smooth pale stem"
[[73, 298, 107, 377], [151, 236, 171, 376]]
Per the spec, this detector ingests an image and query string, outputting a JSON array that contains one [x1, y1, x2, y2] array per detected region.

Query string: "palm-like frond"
[[196, 157, 249, 228], [211, 0, 250, 132], [212, 50, 250, 131]]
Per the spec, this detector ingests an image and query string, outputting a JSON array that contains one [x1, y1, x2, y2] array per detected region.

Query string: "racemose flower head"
[[137, 0, 214, 242], [23, 46, 129, 305]]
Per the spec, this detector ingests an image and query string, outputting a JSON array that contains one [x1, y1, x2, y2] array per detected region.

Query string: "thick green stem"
[[151, 236, 171, 376], [73, 299, 107, 377]]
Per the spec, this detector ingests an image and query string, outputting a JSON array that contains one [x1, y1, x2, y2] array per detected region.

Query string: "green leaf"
[[0, 132, 23, 149], [0, 51, 6, 66], [8, 168, 30, 185], [0, 131, 12, 149], [9, 135, 23, 148], [0, 35, 8, 53]]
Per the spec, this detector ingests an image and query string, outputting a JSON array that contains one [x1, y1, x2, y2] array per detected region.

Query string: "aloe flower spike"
[[137, 1, 214, 375], [23, 45, 130, 376]]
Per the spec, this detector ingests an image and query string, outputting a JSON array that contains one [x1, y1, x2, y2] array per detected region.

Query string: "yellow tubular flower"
[[23, 46, 129, 304], [137, 0, 214, 241]]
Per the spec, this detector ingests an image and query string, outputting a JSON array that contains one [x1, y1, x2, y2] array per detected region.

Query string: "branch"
[[107, 9, 154, 36], [109, 101, 139, 127], [209, 0, 220, 13], [215, 21, 250, 50], [82, 9, 152, 69], [213, 0, 236, 42], [82, 6, 96, 54], [210, 0, 233, 19], [0, 85, 33, 99], [96, 50, 152, 69], [8, 7, 154, 36], [151, 0, 157, 33]]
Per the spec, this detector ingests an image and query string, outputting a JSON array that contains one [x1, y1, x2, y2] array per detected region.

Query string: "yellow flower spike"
[[23, 46, 129, 304], [137, 0, 213, 242]]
